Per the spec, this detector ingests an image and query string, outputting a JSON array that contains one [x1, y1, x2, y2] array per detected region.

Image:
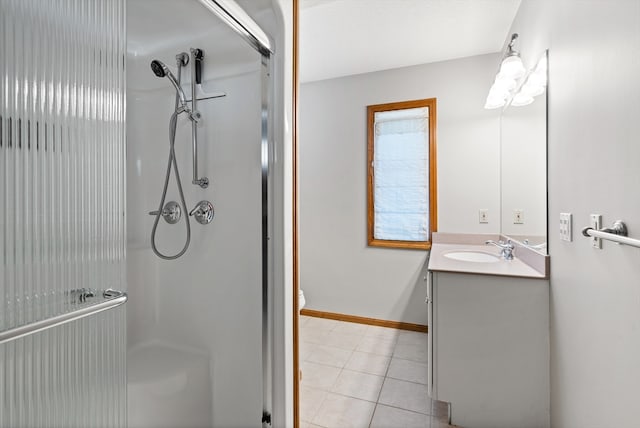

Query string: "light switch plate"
[[479, 209, 489, 224], [559, 213, 572, 241], [590, 214, 602, 249], [513, 209, 524, 224]]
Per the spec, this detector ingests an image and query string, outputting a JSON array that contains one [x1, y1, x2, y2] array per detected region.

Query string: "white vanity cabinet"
[[427, 271, 550, 428]]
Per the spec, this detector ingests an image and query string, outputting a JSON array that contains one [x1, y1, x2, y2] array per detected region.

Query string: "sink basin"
[[443, 250, 501, 263]]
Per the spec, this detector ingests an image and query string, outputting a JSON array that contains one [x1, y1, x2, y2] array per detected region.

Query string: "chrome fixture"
[[0, 289, 127, 345], [189, 200, 215, 225], [149, 201, 182, 224], [582, 220, 640, 248], [500, 34, 526, 79], [67, 288, 96, 304], [151, 58, 189, 108], [149, 50, 217, 260], [150, 53, 193, 260], [485, 239, 515, 260], [485, 33, 524, 109], [150, 56, 201, 122], [190, 48, 209, 189], [485, 33, 549, 110], [150, 59, 187, 102]]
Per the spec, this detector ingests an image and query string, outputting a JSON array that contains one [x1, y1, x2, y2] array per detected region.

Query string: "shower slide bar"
[[190, 47, 208, 189], [581, 220, 640, 248], [0, 289, 127, 345]]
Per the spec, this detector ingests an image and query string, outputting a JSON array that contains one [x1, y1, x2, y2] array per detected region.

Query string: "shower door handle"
[[0, 289, 127, 345]]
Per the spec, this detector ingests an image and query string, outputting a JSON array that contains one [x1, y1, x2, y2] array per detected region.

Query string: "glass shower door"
[[0, 1, 127, 426]]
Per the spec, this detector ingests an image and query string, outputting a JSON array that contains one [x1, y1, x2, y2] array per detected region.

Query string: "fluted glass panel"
[[0, 0, 126, 427]]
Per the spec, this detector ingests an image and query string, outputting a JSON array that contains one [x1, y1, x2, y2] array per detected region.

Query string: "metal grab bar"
[[581, 220, 640, 248], [0, 289, 127, 345]]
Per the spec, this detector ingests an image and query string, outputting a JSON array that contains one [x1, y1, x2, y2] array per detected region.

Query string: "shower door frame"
[[261, 53, 275, 427], [196, 1, 276, 426]]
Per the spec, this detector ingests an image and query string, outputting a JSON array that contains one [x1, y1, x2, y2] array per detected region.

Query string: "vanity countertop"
[[428, 233, 549, 279]]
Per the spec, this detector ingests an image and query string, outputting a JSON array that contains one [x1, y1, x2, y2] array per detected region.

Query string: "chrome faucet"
[[485, 239, 515, 260]]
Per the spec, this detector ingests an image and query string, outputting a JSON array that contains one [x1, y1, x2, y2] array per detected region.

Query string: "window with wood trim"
[[367, 98, 437, 250]]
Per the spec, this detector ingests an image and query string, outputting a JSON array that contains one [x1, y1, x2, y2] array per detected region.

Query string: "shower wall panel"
[[127, 60, 263, 426], [156, 70, 264, 428], [0, 1, 127, 426]]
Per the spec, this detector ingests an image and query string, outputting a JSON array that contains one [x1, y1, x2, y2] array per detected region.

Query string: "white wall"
[[299, 54, 501, 324], [508, 1, 640, 426]]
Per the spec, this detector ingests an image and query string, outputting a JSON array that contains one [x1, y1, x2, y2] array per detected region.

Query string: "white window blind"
[[373, 107, 429, 242]]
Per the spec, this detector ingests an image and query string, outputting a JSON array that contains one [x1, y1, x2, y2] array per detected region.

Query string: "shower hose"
[[151, 80, 191, 260]]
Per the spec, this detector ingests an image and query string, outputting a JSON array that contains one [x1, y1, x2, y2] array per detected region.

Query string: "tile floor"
[[299, 315, 457, 428]]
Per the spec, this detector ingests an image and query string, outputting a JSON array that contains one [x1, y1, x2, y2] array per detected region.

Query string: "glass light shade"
[[519, 83, 545, 97], [511, 93, 535, 107], [493, 75, 517, 91], [485, 96, 506, 109], [499, 55, 526, 79], [485, 79, 512, 109], [488, 82, 510, 100], [527, 71, 547, 88]]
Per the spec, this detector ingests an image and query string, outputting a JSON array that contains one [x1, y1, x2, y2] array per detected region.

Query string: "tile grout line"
[[373, 401, 434, 417], [368, 333, 397, 428], [340, 318, 384, 428], [302, 318, 440, 428], [311, 322, 349, 427]]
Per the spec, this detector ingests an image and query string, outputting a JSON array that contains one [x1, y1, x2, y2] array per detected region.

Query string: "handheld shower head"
[[150, 59, 188, 108], [150, 59, 168, 78]]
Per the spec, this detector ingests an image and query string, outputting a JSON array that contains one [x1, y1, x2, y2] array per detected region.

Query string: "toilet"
[[299, 289, 306, 310]]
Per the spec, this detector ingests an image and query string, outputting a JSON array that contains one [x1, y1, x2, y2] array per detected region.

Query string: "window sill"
[[368, 238, 432, 251]]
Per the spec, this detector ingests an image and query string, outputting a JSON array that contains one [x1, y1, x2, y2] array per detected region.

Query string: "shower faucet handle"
[[189, 200, 214, 225], [149, 201, 182, 224]]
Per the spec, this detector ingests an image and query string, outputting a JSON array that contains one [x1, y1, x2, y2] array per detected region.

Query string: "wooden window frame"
[[367, 98, 438, 250]]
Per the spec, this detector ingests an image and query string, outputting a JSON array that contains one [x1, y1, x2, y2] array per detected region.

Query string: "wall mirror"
[[500, 50, 548, 253]]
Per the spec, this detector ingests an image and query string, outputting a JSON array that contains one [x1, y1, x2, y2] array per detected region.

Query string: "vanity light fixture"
[[484, 33, 526, 109], [511, 54, 547, 106]]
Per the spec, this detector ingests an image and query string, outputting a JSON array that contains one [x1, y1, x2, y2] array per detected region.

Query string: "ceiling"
[[300, 0, 522, 83]]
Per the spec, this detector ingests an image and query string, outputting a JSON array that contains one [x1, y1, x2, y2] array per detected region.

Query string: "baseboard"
[[300, 309, 428, 333]]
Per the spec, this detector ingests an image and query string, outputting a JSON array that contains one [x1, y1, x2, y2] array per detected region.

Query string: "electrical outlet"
[[513, 209, 524, 224], [479, 209, 489, 224], [559, 213, 572, 241], [590, 214, 602, 249]]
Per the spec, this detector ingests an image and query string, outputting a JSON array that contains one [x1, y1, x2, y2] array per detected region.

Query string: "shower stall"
[[1, 0, 292, 426], [127, 1, 276, 426]]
